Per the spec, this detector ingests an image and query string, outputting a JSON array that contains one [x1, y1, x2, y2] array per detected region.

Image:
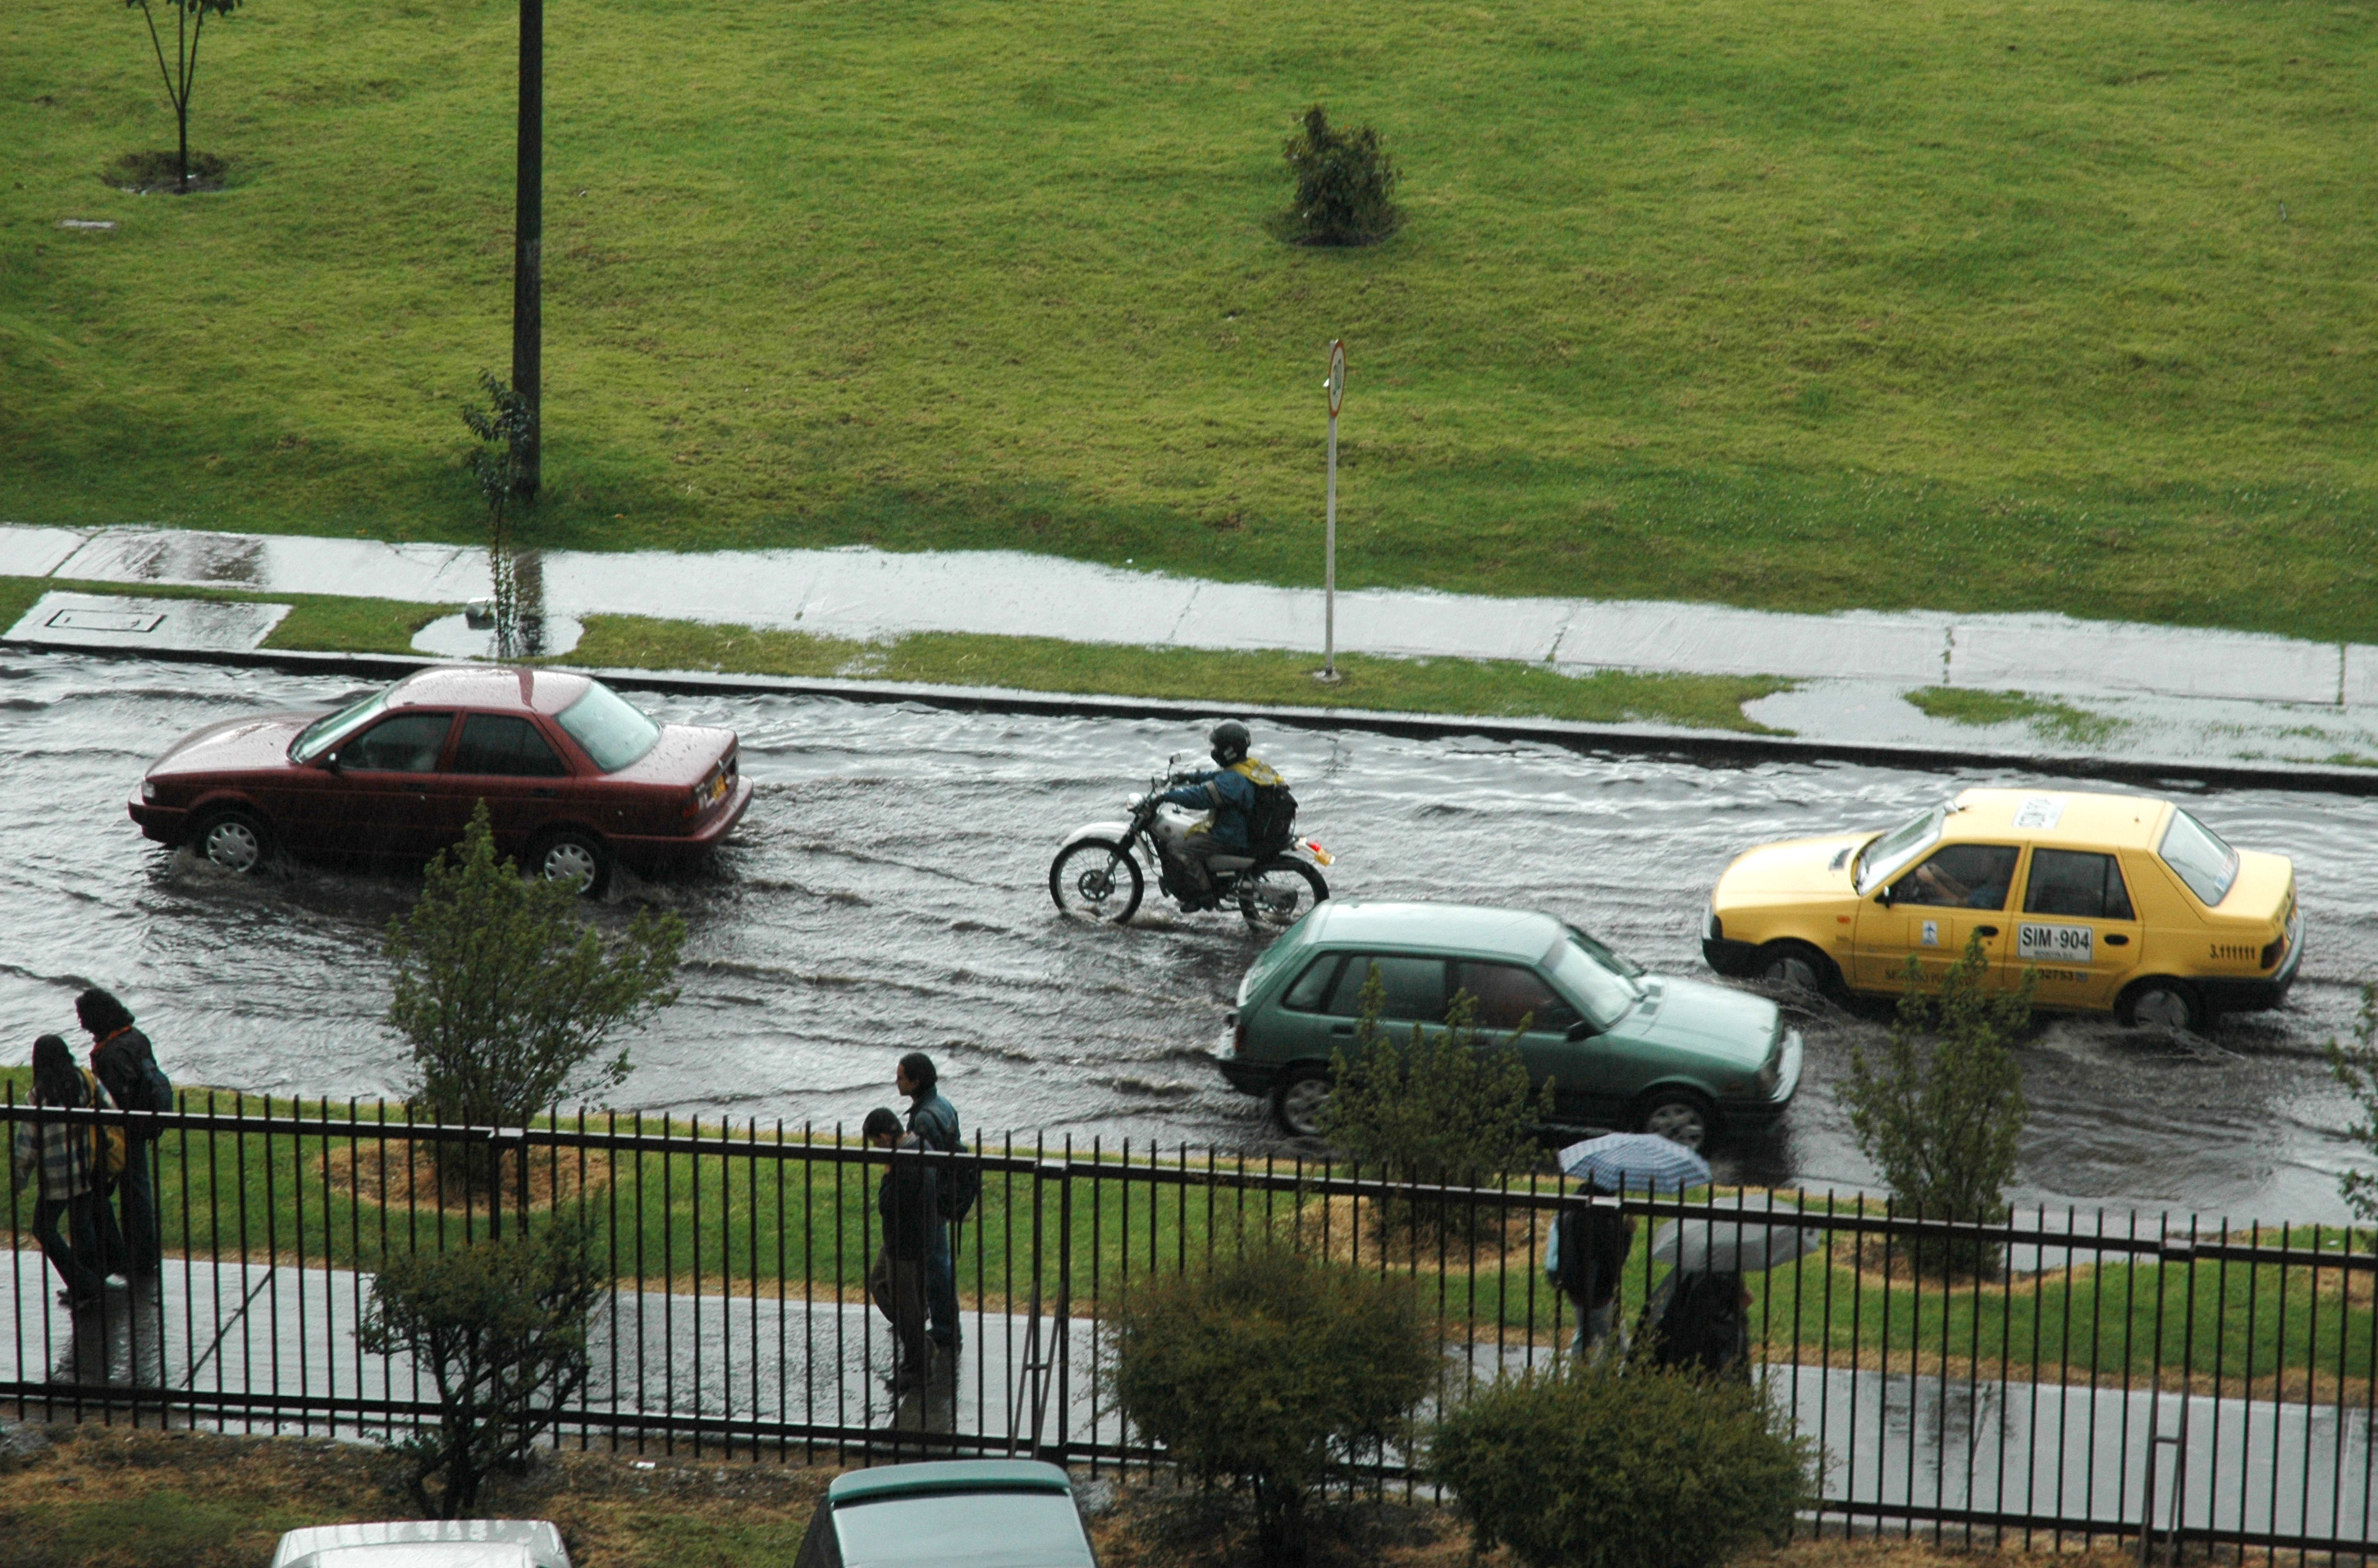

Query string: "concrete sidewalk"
[[8, 522, 2378, 766]]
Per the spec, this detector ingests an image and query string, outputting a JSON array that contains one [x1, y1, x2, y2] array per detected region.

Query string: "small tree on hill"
[[1840, 934, 2033, 1277], [386, 804, 682, 1190], [121, 0, 245, 192], [359, 1209, 606, 1518], [462, 371, 537, 657], [1107, 1243, 1435, 1568], [1321, 967, 1549, 1237], [2324, 985, 2378, 1227], [1281, 105, 1401, 245]]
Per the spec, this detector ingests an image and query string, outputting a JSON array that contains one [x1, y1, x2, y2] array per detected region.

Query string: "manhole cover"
[[48, 608, 165, 633]]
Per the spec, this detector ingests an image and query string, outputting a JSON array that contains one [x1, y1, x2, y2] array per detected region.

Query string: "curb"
[[9, 635, 2376, 798]]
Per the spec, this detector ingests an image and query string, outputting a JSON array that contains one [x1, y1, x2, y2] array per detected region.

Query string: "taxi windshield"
[[2159, 808, 2240, 907], [290, 689, 390, 763], [1854, 805, 1946, 896], [1544, 935, 1643, 1031]]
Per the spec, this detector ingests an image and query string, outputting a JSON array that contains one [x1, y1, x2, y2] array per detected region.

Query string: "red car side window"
[[450, 714, 570, 778], [343, 712, 454, 773]]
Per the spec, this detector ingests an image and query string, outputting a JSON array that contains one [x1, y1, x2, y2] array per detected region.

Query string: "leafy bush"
[[1106, 1244, 1436, 1567], [1320, 967, 1548, 1237], [1281, 105, 1400, 245], [2325, 984, 2378, 1223], [357, 1210, 607, 1519], [1839, 934, 2033, 1276], [1430, 1360, 1813, 1568]]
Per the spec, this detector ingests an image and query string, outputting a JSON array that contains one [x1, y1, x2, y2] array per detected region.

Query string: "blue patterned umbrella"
[[1556, 1132, 1711, 1193]]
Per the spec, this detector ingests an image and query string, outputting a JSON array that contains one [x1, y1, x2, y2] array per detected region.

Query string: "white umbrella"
[[1652, 1212, 1830, 1275]]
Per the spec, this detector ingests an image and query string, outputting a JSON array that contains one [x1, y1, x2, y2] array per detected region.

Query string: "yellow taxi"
[[1701, 788, 2300, 1031]]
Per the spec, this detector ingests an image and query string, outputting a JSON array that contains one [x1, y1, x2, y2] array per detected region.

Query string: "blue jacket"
[[1158, 767, 1260, 850]]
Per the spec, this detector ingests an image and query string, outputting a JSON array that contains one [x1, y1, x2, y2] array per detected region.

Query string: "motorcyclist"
[[1150, 720, 1285, 896]]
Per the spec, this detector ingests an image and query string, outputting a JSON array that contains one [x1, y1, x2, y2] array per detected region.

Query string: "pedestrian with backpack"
[[76, 989, 169, 1277], [13, 1035, 127, 1309], [1545, 1179, 1635, 1360], [898, 1050, 974, 1352]]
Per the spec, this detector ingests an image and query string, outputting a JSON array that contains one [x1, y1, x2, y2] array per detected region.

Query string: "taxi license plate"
[[2017, 921, 2092, 964]]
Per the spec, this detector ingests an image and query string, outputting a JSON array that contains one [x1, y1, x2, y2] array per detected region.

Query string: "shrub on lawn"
[[1281, 105, 1400, 245], [1839, 932, 2033, 1277], [1320, 966, 1548, 1240], [1106, 1244, 1436, 1567], [1430, 1359, 1813, 1568], [358, 1209, 607, 1519]]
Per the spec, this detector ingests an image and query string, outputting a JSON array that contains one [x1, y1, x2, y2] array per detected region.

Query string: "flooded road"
[[1, 652, 2371, 1222]]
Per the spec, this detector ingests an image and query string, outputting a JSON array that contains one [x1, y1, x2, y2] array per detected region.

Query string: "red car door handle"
[[533, 789, 559, 798]]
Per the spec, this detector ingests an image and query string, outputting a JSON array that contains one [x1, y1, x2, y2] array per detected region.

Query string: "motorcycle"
[[1049, 766, 1333, 931]]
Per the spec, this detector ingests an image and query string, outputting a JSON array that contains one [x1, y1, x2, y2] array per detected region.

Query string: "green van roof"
[[827, 1459, 1074, 1506], [1296, 902, 1562, 962]]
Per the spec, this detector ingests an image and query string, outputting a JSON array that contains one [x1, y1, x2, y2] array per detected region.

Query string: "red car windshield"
[[290, 689, 390, 763]]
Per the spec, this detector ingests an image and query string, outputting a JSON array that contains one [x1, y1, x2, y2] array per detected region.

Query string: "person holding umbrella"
[[1545, 1179, 1633, 1358], [1638, 1206, 1828, 1379], [1548, 1133, 1712, 1361]]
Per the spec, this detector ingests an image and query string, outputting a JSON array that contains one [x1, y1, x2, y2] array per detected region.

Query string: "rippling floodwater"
[[2, 652, 2371, 1222]]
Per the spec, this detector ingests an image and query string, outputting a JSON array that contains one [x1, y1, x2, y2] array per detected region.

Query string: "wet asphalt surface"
[[2, 651, 2372, 1223]]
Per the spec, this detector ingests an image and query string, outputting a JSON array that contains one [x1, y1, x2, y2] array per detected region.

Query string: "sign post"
[[1320, 339, 1347, 683]]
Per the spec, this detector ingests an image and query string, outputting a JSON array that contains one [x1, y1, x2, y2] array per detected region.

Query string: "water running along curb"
[[10, 633, 2376, 798]]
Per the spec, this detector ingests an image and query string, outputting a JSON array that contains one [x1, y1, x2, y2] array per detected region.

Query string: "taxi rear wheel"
[[1755, 941, 1840, 999], [2120, 979, 2203, 1034]]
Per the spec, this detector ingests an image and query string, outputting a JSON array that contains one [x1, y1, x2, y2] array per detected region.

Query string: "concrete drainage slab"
[[2, 592, 290, 653]]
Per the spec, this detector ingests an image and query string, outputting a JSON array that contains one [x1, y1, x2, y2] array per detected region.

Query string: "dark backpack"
[[141, 1059, 174, 1115], [938, 1145, 981, 1223], [1648, 1271, 1751, 1378], [1555, 1206, 1630, 1309], [1245, 781, 1298, 853]]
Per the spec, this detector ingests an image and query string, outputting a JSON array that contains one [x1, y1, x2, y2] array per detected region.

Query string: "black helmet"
[[1209, 720, 1251, 766]]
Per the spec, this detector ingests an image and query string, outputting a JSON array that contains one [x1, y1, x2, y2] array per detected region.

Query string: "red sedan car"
[[128, 667, 752, 894]]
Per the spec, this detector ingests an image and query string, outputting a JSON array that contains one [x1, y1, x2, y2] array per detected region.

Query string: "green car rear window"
[[834, 1492, 1094, 1568]]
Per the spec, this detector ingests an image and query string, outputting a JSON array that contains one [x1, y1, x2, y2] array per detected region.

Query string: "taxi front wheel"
[[2120, 979, 2204, 1034], [1756, 941, 1841, 999]]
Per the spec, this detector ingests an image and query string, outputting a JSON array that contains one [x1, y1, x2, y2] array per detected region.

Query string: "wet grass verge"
[[569, 615, 1791, 733], [1905, 687, 2123, 747], [0, 575, 1790, 732], [6, 1089, 2366, 1390], [0, 575, 452, 656]]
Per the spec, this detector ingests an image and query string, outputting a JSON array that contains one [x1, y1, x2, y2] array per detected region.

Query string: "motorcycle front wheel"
[[1238, 858, 1328, 933], [1050, 839, 1146, 924]]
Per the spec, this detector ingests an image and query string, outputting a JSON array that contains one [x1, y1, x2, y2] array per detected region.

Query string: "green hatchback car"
[[1216, 902, 1803, 1150], [792, 1460, 1097, 1568]]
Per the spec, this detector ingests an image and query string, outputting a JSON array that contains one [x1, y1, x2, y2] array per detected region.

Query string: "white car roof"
[[270, 1520, 570, 1568]]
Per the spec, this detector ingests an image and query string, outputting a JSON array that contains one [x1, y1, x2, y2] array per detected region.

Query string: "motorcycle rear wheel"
[[1238, 858, 1327, 933], [1050, 839, 1145, 924]]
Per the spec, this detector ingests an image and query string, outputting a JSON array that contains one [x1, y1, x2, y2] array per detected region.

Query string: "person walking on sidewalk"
[[898, 1051, 965, 1350], [1545, 1178, 1634, 1360], [14, 1035, 125, 1309], [863, 1107, 937, 1394], [78, 989, 167, 1277]]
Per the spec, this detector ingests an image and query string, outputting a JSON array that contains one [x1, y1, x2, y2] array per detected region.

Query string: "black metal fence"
[[2, 1092, 2371, 1557]]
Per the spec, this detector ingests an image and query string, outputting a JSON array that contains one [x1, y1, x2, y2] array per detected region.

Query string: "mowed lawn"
[[3, 0, 2375, 637]]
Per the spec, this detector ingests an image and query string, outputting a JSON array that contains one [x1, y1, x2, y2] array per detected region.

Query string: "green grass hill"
[[4, 0, 2375, 637]]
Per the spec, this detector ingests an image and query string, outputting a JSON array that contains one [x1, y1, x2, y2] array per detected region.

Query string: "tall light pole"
[[1319, 338, 1346, 683], [511, 0, 543, 496]]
